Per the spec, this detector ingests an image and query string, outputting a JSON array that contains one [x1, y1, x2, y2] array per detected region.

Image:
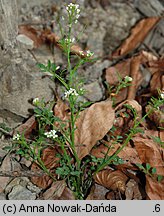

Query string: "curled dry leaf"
[[112, 17, 161, 57], [115, 99, 142, 116], [133, 136, 164, 176], [94, 169, 128, 193], [31, 147, 60, 189], [146, 176, 164, 200], [19, 25, 43, 48], [74, 99, 115, 159], [14, 115, 36, 138]]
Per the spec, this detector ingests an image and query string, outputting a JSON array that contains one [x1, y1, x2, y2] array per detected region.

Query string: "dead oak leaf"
[[75, 99, 115, 159], [133, 136, 164, 176], [112, 17, 161, 57], [94, 169, 128, 193], [31, 147, 60, 189], [19, 25, 43, 48], [146, 176, 164, 200]]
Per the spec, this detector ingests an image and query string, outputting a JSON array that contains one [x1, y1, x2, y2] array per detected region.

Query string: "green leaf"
[[146, 163, 151, 171], [37, 63, 47, 71], [47, 60, 51, 70], [151, 167, 157, 174], [157, 175, 164, 182]]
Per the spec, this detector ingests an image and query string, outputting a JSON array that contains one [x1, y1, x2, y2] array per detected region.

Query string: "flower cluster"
[[86, 50, 94, 57], [124, 76, 133, 82], [64, 88, 79, 98], [33, 98, 40, 106], [13, 134, 21, 141], [66, 3, 80, 23], [44, 130, 58, 139], [65, 37, 75, 43], [79, 50, 94, 57]]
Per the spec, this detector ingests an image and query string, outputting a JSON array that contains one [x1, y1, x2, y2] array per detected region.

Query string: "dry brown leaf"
[[53, 98, 70, 128], [91, 143, 141, 169], [41, 30, 86, 57], [133, 136, 164, 176], [14, 115, 36, 138], [31, 163, 53, 189], [150, 71, 164, 95], [105, 56, 143, 102], [148, 58, 164, 72], [94, 169, 128, 193], [31, 147, 60, 189], [42, 180, 66, 200], [115, 99, 142, 116], [146, 105, 164, 128], [19, 25, 43, 48], [105, 60, 131, 85], [74, 99, 115, 159], [141, 51, 158, 62], [127, 55, 143, 100], [58, 186, 76, 200], [112, 17, 161, 57], [125, 179, 143, 200], [86, 184, 108, 200], [146, 176, 164, 200]]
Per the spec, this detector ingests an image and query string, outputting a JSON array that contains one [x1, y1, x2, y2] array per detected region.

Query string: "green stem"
[[69, 96, 81, 170], [95, 106, 154, 174]]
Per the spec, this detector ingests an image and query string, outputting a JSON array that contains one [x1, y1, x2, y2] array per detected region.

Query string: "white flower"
[[13, 134, 21, 141], [56, 66, 60, 70], [44, 130, 58, 139], [86, 50, 94, 57], [77, 9, 80, 14], [66, 3, 80, 23], [33, 98, 39, 105], [64, 88, 79, 98], [124, 76, 133, 82], [71, 37, 75, 43], [160, 92, 164, 99], [79, 50, 84, 56], [65, 38, 75, 43]]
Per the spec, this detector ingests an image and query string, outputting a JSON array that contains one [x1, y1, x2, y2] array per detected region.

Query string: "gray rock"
[[84, 81, 103, 102], [0, 140, 12, 163], [5, 177, 41, 199], [134, 0, 164, 17], [0, 48, 56, 118], [16, 34, 34, 50], [8, 185, 36, 200], [27, 182, 41, 194], [0, 193, 6, 200], [85, 60, 112, 81]]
